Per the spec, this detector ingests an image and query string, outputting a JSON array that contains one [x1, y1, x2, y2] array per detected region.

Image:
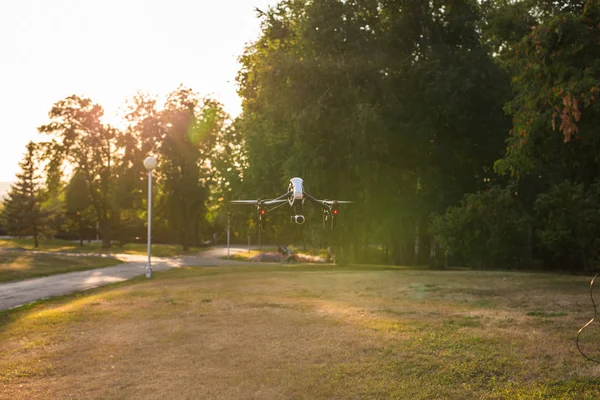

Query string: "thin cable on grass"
[[577, 273, 600, 364]]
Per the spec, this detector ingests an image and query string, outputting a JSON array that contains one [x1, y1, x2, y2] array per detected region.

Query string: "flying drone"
[[231, 177, 352, 230]]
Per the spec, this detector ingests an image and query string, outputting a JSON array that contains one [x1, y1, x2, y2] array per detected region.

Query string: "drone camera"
[[291, 215, 305, 224]]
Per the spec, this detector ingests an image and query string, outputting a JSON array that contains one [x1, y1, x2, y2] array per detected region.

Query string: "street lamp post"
[[227, 212, 230, 259], [144, 156, 158, 279]]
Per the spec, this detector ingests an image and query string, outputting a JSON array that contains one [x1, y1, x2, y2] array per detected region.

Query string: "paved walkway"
[[0, 247, 254, 311]]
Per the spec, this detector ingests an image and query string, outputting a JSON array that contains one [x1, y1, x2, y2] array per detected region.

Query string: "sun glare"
[[0, 0, 277, 181]]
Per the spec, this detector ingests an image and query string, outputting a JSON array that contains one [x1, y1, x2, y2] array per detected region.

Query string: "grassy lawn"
[[0, 238, 207, 257], [0, 251, 122, 283], [1, 265, 600, 399]]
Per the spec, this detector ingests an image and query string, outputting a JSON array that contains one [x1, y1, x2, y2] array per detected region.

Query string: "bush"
[[534, 180, 600, 272], [430, 185, 528, 269]]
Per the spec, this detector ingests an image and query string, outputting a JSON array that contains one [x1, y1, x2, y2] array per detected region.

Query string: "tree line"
[[3, 0, 599, 274], [2, 87, 244, 250], [235, 0, 599, 272]]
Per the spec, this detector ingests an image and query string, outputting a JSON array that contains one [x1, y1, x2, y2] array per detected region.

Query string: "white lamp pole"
[[144, 156, 158, 279], [227, 212, 230, 259]]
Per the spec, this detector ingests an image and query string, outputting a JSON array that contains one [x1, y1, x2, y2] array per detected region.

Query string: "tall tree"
[[237, 0, 509, 264], [430, 0, 600, 273], [158, 87, 227, 250], [2, 142, 45, 247], [206, 118, 246, 241], [106, 92, 167, 245], [38, 95, 118, 248], [494, 0, 600, 182]]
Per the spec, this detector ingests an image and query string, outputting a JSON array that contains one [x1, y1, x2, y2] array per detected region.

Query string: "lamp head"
[[144, 156, 157, 171]]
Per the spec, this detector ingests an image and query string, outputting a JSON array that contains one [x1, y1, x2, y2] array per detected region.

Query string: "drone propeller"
[[231, 199, 288, 205], [322, 200, 353, 205], [264, 199, 288, 205]]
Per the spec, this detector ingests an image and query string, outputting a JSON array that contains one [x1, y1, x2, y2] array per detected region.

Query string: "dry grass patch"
[[2, 266, 600, 399], [0, 250, 122, 282]]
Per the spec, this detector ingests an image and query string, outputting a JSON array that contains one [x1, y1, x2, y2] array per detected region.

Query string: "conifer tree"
[[2, 142, 45, 247]]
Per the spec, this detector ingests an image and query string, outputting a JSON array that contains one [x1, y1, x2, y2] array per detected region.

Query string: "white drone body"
[[288, 177, 304, 205]]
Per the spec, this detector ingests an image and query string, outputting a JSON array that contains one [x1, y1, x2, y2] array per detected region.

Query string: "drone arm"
[[304, 192, 329, 210], [272, 191, 293, 202], [267, 201, 289, 213], [303, 198, 323, 211]]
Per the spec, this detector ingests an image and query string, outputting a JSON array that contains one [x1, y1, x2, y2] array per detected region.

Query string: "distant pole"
[[144, 156, 158, 279], [147, 170, 153, 278], [227, 212, 230, 259]]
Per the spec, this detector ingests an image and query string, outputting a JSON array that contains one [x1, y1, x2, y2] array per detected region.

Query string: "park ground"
[[2, 264, 600, 399]]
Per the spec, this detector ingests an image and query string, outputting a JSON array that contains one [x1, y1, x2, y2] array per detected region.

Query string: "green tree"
[[65, 171, 92, 246], [495, 1, 600, 181], [114, 92, 167, 245], [158, 87, 227, 250], [430, 185, 529, 269], [534, 180, 600, 272], [206, 117, 246, 242], [237, 0, 509, 265], [2, 142, 46, 247], [38, 95, 118, 248], [481, 0, 588, 59], [426, 0, 600, 273]]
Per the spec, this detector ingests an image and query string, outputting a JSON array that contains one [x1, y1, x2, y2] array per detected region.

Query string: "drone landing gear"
[[322, 211, 335, 230], [259, 215, 267, 231]]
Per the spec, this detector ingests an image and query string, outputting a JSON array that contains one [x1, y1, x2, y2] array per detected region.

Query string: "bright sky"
[[0, 0, 278, 182]]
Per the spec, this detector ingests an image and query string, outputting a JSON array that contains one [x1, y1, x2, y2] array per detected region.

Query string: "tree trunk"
[[429, 238, 437, 269], [414, 222, 420, 266], [525, 222, 533, 267], [337, 245, 347, 265], [181, 204, 190, 251], [444, 248, 448, 269], [429, 237, 445, 270], [392, 239, 403, 265], [181, 228, 189, 251], [100, 219, 111, 249], [383, 243, 389, 264], [78, 214, 83, 247]]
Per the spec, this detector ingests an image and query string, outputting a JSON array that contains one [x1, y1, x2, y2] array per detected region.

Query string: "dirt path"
[[0, 246, 254, 310]]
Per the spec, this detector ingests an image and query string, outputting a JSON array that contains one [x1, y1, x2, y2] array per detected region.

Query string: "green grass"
[[0, 238, 208, 257], [527, 311, 569, 318], [1, 265, 600, 399], [0, 251, 122, 282]]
